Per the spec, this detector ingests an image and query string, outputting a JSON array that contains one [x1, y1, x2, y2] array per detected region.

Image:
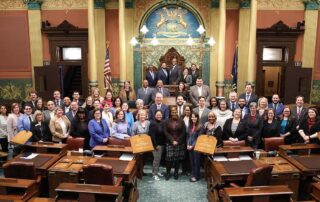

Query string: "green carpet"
[[137, 165, 208, 202]]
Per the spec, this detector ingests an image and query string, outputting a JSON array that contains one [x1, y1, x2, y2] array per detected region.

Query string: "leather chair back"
[[223, 140, 246, 147], [108, 137, 131, 147], [66, 137, 85, 151], [264, 137, 285, 152], [245, 164, 273, 187], [83, 164, 114, 185], [3, 162, 37, 180]]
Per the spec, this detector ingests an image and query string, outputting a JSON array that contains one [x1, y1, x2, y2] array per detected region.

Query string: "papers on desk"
[[119, 153, 134, 161], [213, 155, 251, 162], [20, 153, 38, 159]]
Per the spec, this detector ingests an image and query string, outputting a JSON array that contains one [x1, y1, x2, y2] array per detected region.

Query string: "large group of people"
[[0, 59, 319, 184]]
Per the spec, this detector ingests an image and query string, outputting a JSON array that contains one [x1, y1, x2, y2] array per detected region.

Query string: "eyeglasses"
[[25, 108, 32, 110]]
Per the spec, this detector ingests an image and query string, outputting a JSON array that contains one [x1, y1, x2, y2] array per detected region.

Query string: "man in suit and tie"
[[72, 91, 84, 107], [169, 58, 182, 85], [137, 80, 154, 107], [268, 94, 284, 117], [43, 100, 56, 125], [158, 62, 169, 85], [66, 101, 78, 122], [228, 91, 239, 111], [189, 78, 210, 106], [63, 97, 71, 114], [239, 83, 258, 106], [238, 98, 249, 119], [148, 92, 169, 120], [176, 95, 186, 119], [18, 104, 33, 132], [193, 96, 210, 125], [290, 95, 308, 125], [190, 64, 199, 86], [21, 90, 38, 113], [53, 90, 64, 108], [152, 80, 170, 101], [145, 66, 158, 87]]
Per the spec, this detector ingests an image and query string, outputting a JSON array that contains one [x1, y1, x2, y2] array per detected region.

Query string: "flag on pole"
[[104, 45, 112, 90], [231, 46, 238, 92]]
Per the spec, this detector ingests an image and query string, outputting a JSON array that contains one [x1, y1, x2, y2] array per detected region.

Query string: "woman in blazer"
[[262, 108, 280, 138], [243, 102, 263, 149], [298, 108, 320, 144], [223, 108, 248, 142], [200, 111, 223, 148], [49, 107, 71, 143], [119, 80, 136, 102], [31, 110, 52, 142], [278, 107, 297, 144], [180, 68, 192, 86], [88, 108, 110, 148]]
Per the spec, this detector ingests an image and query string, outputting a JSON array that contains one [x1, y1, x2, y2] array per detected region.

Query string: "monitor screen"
[[62, 47, 82, 60]]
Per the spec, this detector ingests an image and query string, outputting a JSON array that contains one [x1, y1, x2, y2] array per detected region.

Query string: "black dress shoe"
[[165, 173, 171, 181], [174, 173, 179, 180]]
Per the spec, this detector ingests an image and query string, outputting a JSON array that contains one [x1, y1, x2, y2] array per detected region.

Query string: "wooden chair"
[[264, 137, 285, 152], [108, 137, 131, 147], [223, 140, 246, 147], [66, 137, 84, 151], [83, 164, 122, 186]]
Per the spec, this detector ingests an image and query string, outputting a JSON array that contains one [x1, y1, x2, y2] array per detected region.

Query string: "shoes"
[[190, 177, 197, 182], [174, 173, 179, 180], [157, 173, 164, 177], [165, 173, 171, 181], [153, 175, 160, 181]]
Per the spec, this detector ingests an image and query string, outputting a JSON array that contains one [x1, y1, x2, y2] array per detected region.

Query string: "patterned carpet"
[[137, 165, 208, 202]]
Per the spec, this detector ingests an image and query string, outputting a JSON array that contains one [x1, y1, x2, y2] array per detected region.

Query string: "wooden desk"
[[223, 185, 293, 202], [0, 178, 38, 201], [92, 145, 133, 157], [279, 143, 320, 156], [55, 183, 123, 202], [28, 198, 54, 202], [7, 153, 62, 177], [311, 183, 320, 201], [48, 156, 138, 201], [23, 142, 67, 155], [215, 146, 255, 156], [207, 157, 300, 201], [280, 155, 320, 177]]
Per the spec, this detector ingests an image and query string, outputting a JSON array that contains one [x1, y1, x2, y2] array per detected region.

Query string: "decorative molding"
[[0, 0, 27, 10], [41, 0, 87, 10], [303, 0, 319, 10], [94, 0, 105, 8], [211, 0, 219, 8], [239, 0, 250, 8], [257, 0, 305, 10], [215, 81, 225, 87]]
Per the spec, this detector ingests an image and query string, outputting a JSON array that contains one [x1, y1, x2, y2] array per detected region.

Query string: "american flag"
[[104, 47, 112, 89]]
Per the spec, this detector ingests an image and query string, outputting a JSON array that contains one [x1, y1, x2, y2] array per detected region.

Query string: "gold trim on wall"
[[41, 0, 87, 10], [0, 0, 27, 10], [257, 0, 305, 10]]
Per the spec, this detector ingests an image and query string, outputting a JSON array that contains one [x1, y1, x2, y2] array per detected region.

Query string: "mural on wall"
[[144, 5, 201, 38], [0, 79, 33, 102]]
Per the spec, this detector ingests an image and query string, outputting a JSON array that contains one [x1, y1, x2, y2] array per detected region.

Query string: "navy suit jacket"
[[146, 71, 158, 87], [66, 111, 77, 122], [148, 103, 169, 121], [157, 68, 169, 85], [268, 103, 284, 117], [169, 65, 181, 84]]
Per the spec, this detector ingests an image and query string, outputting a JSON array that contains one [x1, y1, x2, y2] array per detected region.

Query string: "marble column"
[[247, 0, 257, 85], [302, 1, 319, 68], [88, 0, 98, 90], [119, 0, 126, 83], [216, 0, 226, 97], [27, 1, 43, 88]]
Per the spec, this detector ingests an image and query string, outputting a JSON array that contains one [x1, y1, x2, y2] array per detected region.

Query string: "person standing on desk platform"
[[169, 58, 182, 85]]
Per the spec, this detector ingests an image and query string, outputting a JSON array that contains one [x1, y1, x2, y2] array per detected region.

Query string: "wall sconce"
[[186, 34, 194, 46], [140, 25, 149, 35], [197, 25, 206, 35], [150, 34, 159, 46], [130, 37, 139, 46], [207, 37, 216, 47]]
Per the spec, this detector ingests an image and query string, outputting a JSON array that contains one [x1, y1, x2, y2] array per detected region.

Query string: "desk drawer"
[[48, 171, 80, 197]]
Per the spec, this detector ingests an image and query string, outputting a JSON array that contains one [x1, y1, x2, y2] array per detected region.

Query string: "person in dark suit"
[[239, 83, 258, 106], [243, 102, 263, 149], [137, 80, 154, 106], [152, 80, 170, 101], [180, 68, 192, 86], [158, 62, 169, 85], [63, 97, 71, 114], [262, 108, 280, 138], [31, 111, 52, 142], [200, 111, 223, 148], [290, 95, 308, 125], [22, 90, 38, 113], [71, 107, 90, 150], [174, 82, 189, 102], [278, 107, 298, 144], [238, 98, 249, 119], [169, 58, 182, 85], [72, 91, 84, 107], [43, 101, 56, 125], [298, 108, 320, 144], [66, 101, 79, 122], [148, 92, 169, 121], [228, 91, 239, 112], [193, 96, 210, 125], [268, 94, 284, 117], [145, 66, 158, 87], [223, 108, 248, 142], [53, 90, 64, 108], [190, 64, 199, 86]]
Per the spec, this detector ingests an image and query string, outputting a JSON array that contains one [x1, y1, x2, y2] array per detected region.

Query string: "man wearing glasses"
[[18, 104, 34, 132]]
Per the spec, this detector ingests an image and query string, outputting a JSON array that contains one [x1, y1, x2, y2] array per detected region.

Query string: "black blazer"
[[199, 123, 223, 148], [298, 118, 320, 144], [262, 120, 280, 138], [31, 122, 52, 142], [243, 114, 263, 148], [279, 117, 297, 144], [223, 118, 248, 141], [239, 93, 258, 106], [148, 120, 165, 147], [157, 68, 169, 85], [191, 70, 199, 86], [146, 71, 158, 87]]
